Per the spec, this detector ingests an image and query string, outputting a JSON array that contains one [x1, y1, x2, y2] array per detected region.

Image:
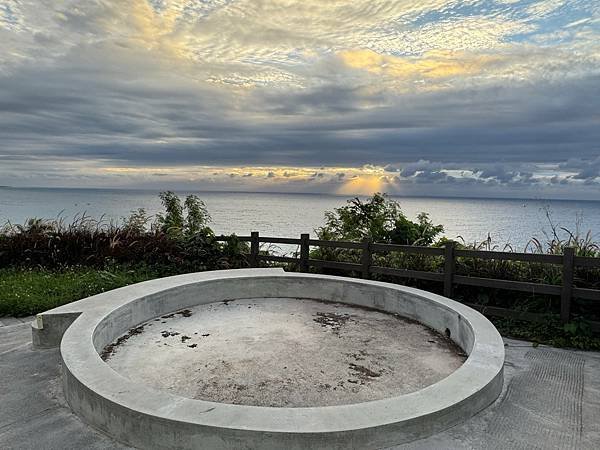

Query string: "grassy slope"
[[0, 266, 161, 317]]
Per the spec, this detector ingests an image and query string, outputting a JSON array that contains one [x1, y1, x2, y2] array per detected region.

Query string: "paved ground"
[[0, 316, 33, 327], [1, 319, 599, 449]]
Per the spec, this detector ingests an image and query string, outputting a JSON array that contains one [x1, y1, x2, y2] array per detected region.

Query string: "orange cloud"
[[336, 175, 387, 196], [338, 49, 495, 80]]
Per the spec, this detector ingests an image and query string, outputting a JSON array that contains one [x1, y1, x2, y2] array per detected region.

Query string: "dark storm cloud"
[[2, 42, 599, 172], [478, 165, 518, 183], [413, 170, 448, 183], [559, 156, 600, 180], [397, 160, 443, 177]]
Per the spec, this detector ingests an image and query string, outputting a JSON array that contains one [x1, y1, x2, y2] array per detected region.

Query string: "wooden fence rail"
[[215, 232, 600, 329]]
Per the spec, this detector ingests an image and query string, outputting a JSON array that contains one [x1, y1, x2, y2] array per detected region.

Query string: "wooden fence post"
[[361, 237, 372, 279], [444, 242, 455, 298], [250, 231, 259, 268], [300, 233, 310, 272], [561, 246, 575, 324]]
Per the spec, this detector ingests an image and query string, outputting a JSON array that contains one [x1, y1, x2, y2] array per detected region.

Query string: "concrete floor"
[[1, 319, 600, 449], [104, 298, 465, 407]]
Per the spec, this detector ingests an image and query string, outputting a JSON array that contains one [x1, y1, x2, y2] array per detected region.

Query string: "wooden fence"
[[216, 232, 600, 330]]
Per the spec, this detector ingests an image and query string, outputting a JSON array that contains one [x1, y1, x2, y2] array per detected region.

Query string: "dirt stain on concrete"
[[348, 363, 382, 384], [313, 311, 353, 333], [101, 325, 145, 361]]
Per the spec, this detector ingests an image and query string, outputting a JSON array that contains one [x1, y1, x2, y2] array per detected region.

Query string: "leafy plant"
[[155, 191, 212, 236], [495, 316, 600, 350], [122, 208, 150, 234], [184, 194, 212, 236], [0, 192, 244, 271], [315, 193, 443, 245]]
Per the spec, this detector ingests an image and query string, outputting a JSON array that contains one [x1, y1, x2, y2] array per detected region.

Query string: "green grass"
[[3, 265, 600, 350], [0, 266, 162, 317], [493, 317, 600, 351]]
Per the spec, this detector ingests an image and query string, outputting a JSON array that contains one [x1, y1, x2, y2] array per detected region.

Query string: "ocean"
[[1, 187, 599, 251]]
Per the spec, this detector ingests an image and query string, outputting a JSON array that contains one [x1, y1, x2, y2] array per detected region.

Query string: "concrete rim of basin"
[[32, 268, 505, 449]]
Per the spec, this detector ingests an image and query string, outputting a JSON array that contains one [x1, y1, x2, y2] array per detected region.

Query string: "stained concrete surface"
[[104, 298, 465, 407], [1, 320, 599, 449]]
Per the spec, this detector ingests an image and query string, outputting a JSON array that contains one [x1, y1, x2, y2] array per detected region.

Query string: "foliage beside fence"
[[1, 191, 599, 348], [303, 195, 600, 329]]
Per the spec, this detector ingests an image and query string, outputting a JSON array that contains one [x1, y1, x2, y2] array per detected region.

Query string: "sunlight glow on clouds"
[[0, 0, 599, 198], [337, 49, 497, 84], [337, 175, 389, 196]]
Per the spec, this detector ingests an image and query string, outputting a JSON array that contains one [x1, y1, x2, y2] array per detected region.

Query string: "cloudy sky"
[[1, 1, 599, 199]]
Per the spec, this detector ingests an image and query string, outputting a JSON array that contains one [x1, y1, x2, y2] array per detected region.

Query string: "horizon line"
[[2, 185, 600, 204]]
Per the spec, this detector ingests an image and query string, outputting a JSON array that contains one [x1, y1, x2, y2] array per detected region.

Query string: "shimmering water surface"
[[1, 187, 599, 250]]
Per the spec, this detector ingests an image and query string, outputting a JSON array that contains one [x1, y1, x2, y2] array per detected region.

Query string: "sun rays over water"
[[337, 175, 387, 196]]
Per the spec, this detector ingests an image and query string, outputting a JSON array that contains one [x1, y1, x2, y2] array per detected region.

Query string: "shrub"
[[0, 192, 247, 271], [156, 191, 212, 237], [315, 193, 443, 245]]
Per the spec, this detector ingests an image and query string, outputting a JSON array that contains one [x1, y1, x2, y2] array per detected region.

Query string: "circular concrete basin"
[[39, 268, 504, 449], [102, 298, 467, 408]]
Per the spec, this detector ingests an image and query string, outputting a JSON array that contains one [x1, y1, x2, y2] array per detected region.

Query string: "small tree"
[[184, 194, 211, 236], [122, 208, 150, 234], [316, 193, 443, 245], [156, 191, 211, 236]]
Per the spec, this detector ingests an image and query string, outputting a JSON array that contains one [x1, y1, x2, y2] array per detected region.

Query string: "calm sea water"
[[1, 187, 599, 250]]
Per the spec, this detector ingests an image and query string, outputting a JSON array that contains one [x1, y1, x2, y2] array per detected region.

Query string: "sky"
[[0, 0, 599, 199]]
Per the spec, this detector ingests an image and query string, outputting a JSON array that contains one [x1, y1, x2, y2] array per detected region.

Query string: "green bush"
[[156, 191, 212, 236], [315, 193, 443, 245], [0, 192, 248, 271], [311, 193, 445, 278]]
